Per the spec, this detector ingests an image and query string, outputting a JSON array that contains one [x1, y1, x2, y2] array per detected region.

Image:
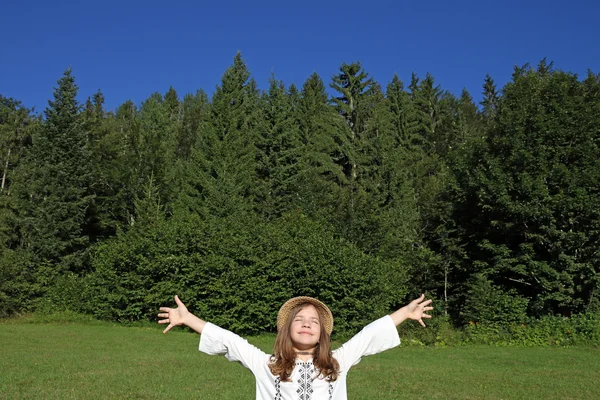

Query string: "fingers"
[[422, 314, 432, 319], [159, 299, 179, 334], [413, 295, 432, 307], [174, 295, 183, 307], [418, 319, 426, 328], [423, 306, 433, 312]]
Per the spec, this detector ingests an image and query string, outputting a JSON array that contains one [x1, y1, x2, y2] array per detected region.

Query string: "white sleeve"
[[332, 315, 400, 370], [199, 322, 269, 374]]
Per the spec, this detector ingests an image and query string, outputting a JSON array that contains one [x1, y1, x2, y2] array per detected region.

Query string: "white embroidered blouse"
[[199, 315, 400, 400]]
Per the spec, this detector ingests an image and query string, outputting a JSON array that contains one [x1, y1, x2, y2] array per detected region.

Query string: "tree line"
[[1, 54, 598, 335]]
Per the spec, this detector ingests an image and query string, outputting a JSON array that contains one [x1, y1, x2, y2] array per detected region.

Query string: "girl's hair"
[[269, 303, 340, 382]]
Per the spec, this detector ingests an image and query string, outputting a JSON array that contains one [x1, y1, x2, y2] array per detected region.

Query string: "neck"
[[293, 346, 316, 361]]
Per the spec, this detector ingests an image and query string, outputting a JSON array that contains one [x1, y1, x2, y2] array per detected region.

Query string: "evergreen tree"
[[329, 62, 380, 243], [14, 68, 94, 273], [255, 76, 302, 218], [82, 91, 136, 238], [387, 74, 420, 151], [481, 74, 499, 120], [111, 100, 141, 225], [0, 96, 34, 247], [457, 88, 483, 144], [292, 72, 347, 218], [0, 96, 35, 195], [180, 53, 260, 218], [177, 89, 208, 161], [446, 64, 600, 318], [411, 73, 445, 154], [136, 91, 179, 206], [164, 86, 182, 124]]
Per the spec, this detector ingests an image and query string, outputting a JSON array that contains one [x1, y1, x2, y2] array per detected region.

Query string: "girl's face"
[[289, 305, 321, 351]]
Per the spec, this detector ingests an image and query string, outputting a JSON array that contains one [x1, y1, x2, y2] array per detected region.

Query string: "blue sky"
[[2, 0, 598, 114]]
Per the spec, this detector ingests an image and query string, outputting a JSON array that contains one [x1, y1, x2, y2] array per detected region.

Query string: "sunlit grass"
[[1, 320, 598, 399]]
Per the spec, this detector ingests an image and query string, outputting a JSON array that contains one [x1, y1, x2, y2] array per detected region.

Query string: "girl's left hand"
[[158, 295, 190, 334], [405, 294, 433, 327]]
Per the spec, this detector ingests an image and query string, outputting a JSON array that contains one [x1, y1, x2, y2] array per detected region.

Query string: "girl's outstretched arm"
[[158, 295, 206, 334], [389, 294, 433, 327]]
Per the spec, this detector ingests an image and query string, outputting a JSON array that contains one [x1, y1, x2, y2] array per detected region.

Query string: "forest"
[[1, 53, 599, 338]]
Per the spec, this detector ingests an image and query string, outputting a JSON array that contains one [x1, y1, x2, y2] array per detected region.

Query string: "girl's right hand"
[[158, 295, 190, 334]]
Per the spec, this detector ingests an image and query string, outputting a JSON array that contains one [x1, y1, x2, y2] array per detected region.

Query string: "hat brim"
[[277, 296, 333, 335]]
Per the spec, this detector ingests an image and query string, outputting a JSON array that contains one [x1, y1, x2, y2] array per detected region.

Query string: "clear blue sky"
[[2, 0, 598, 114]]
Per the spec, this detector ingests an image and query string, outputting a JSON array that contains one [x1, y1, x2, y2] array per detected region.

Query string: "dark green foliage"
[[463, 313, 600, 346], [177, 89, 208, 160], [13, 69, 94, 271], [461, 274, 529, 325], [0, 249, 35, 317], [136, 91, 178, 204], [1, 57, 599, 340], [82, 90, 131, 239], [0, 70, 96, 312], [255, 76, 301, 218], [442, 64, 600, 321], [291, 72, 348, 217], [0, 96, 35, 249], [0, 96, 33, 197], [84, 211, 409, 336], [481, 74, 499, 120], [179, 53, 261, 219]]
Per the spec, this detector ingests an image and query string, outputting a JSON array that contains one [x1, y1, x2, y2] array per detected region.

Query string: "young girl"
[[158, 294, 432, 400]]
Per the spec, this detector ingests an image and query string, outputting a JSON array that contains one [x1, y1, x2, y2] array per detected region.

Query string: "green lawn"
[[1, 321, 599, 399]]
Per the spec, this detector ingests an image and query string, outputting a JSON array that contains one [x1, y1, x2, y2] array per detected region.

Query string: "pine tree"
[[387, 74, 416, 148], [329, 62, 382, 243], [255, 76, 302, 218], [447, 64, 600, 318], [137, 91, 179, 206], [112, 100, 141, 225], [412, 72, 445, 154], [457, 88, 482, 143], [82, 90, 138, 238], [292, 72, 347, 218], [0, 97, 33, 197], [481, 74, 499, 120], [0, 96, 35, 249], [164, 86, 181, 123], [15, 68, 94, 273], [180, 53, 260, 218], [177, 89, 208, 161]]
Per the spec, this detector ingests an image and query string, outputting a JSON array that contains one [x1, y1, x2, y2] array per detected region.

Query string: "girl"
[[158, 294, 432, 400]]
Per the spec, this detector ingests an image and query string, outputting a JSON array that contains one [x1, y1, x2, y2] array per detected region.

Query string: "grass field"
[[1, 320, 599, 399]]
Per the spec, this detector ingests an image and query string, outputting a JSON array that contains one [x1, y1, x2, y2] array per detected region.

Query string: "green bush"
[[464, 313, 600, 346], [0, 249, 37, 317], [3, 310, 102, 325], [461, 274, 529, 325], [398, 314, 463, 347], [83, 211, 411, 337]]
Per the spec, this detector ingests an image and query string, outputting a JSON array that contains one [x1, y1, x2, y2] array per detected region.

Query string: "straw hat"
[[277, 296, 334, 335]]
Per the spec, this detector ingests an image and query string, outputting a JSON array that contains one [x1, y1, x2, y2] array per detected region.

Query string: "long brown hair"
[[269, 303, 340, 382]]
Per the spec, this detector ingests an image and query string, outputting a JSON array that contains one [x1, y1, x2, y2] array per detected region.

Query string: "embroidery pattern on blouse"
[[296, 361, 314, 400], [274, 360, 334, 400], [274, 377, 282, 400]]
